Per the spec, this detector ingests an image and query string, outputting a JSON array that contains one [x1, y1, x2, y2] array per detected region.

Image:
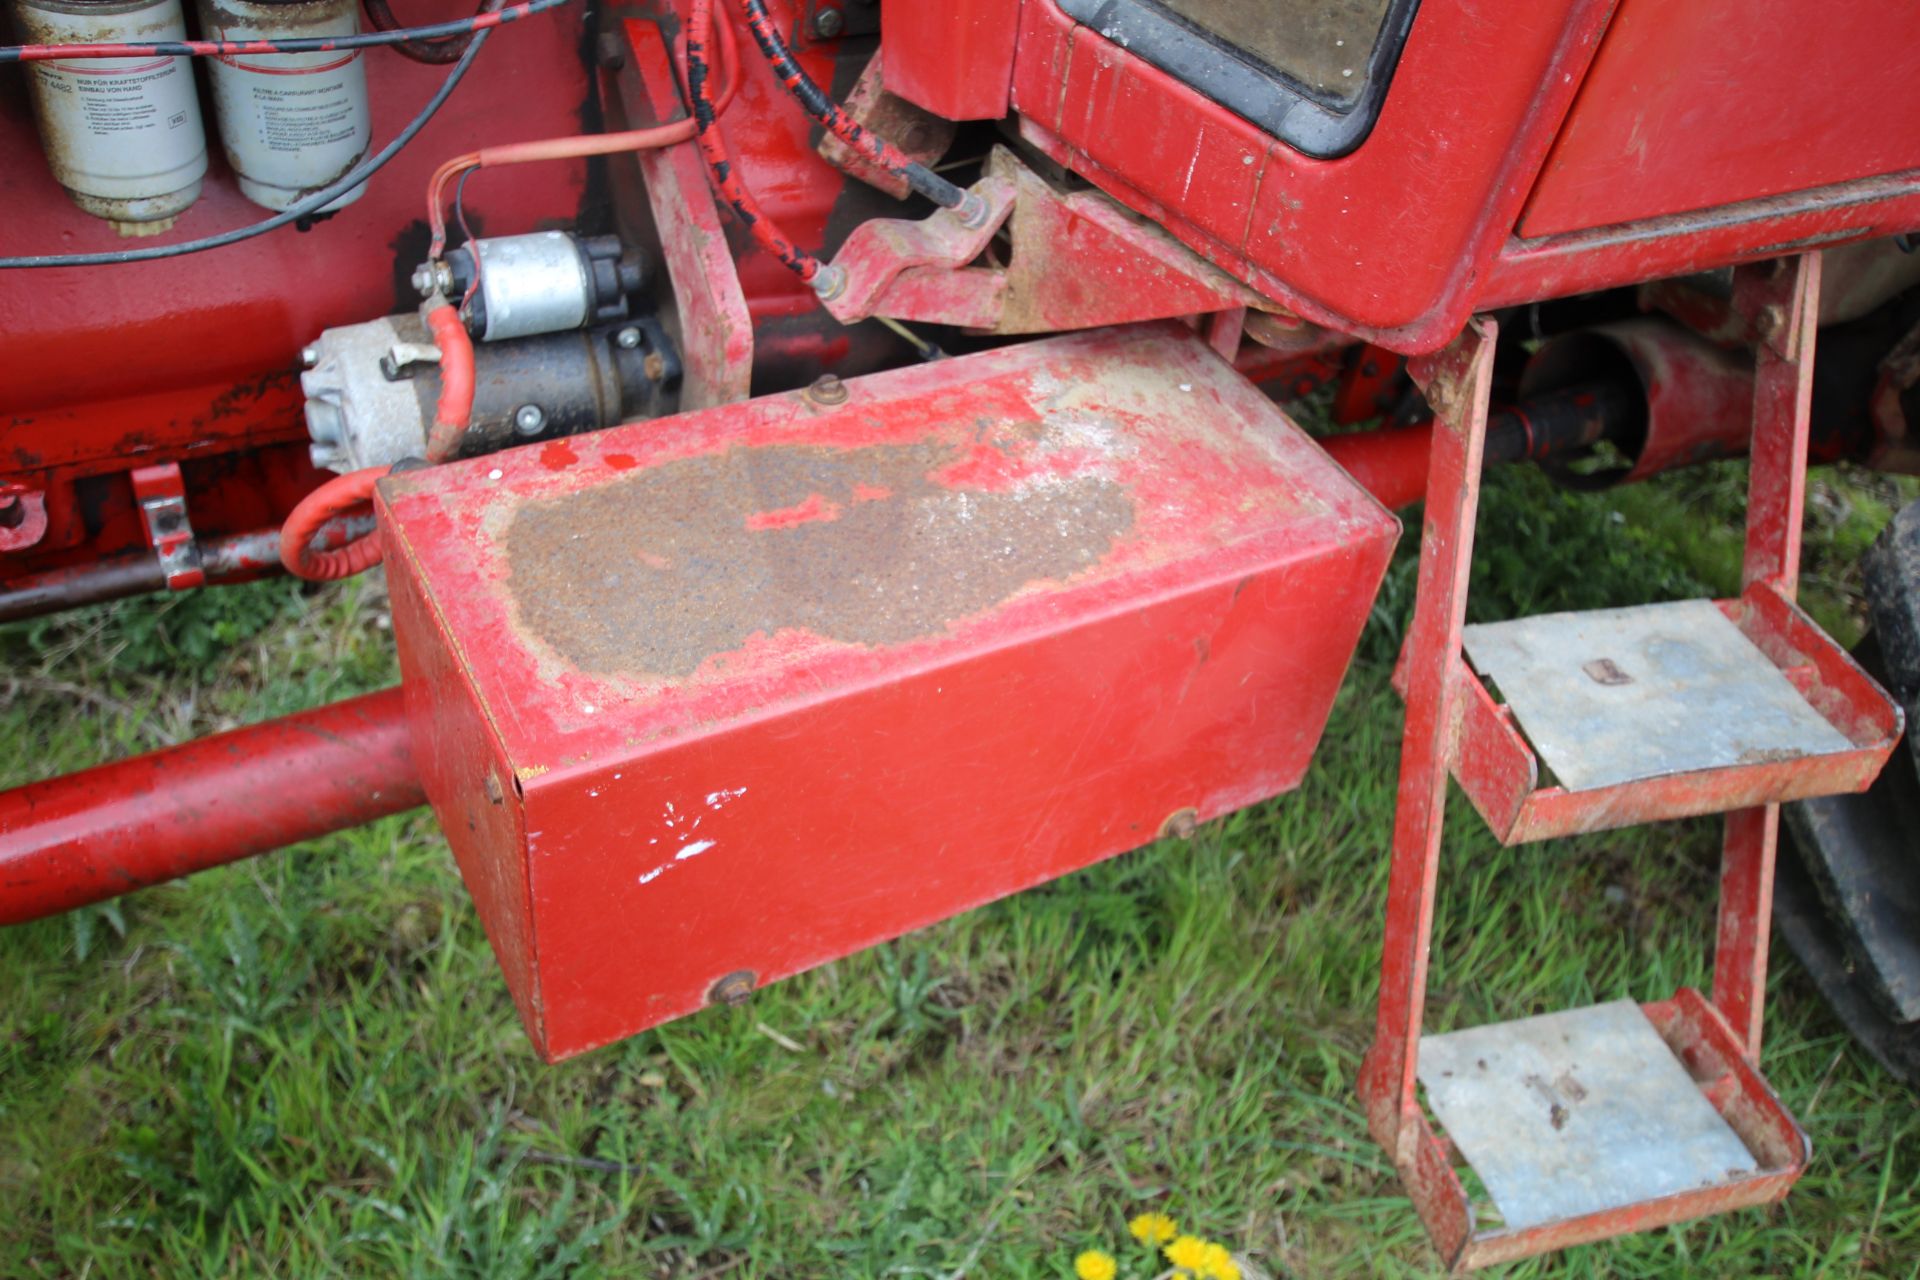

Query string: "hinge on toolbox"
[[1355, 254, 1902, 1271]]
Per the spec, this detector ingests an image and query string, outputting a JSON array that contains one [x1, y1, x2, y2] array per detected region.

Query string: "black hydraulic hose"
[[688, 0, 826, 284], [736, 0, 971, 212]]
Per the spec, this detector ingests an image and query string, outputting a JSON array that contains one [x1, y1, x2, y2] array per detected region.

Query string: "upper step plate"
[[1463, 600, 1852, 793]]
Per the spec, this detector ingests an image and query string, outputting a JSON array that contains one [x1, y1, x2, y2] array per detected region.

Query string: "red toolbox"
[[380, 323, 1397, 1060]]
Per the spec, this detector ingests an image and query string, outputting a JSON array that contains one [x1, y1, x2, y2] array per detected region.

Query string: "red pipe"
[[1321, 424, 1434, 510], [0, 687, 422, 926]]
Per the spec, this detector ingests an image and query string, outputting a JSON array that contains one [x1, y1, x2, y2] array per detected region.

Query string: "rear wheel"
[[1780, 497, 1920, 1083]]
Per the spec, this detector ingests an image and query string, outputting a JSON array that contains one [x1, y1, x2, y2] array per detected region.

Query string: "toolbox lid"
[[378, 323, 1397, 778]]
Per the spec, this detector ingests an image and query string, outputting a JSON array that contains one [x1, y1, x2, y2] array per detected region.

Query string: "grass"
[[1, 458, 1917, 1278]]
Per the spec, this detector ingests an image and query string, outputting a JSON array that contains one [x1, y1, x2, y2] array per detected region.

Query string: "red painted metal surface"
[[879, 0, 1020, 121], [1483, 172, 1920, 313], [1355, 316, 1498, 1172], [619, 17, 755, 408], [821, 169, 1018, 326], [380, 323, 1398, 1060], [1320, 426, 1431, 511], [1518, 0, 1920, 238], [0, 0, 592, 579], [1520, 319, 1756, 486], [1714, 255, 1823, 1059], [0, 688, 422, 927], [1007, 0, 1617, 350], [824, 148, 1277, 335]]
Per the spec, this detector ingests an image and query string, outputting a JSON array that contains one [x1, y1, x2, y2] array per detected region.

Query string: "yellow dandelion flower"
[[1128, 1212, 1178, 1246], [1198, 1241, 1241, 1280], [1164, 1235, 1211, 1273], [1073, 1249, 1118, 1280]]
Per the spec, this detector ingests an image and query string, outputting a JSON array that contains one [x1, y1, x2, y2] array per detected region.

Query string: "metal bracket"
[[0, 484, 50, 555], [130, 463, 205, 590]]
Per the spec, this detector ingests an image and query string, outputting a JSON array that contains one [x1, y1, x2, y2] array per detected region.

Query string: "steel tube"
[[0, 516, 376, 625], [0, 686, 422, 925]]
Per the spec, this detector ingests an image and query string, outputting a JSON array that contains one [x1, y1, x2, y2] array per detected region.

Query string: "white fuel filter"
[[195, 0, 371, 212], [11, 0, 208, 236]]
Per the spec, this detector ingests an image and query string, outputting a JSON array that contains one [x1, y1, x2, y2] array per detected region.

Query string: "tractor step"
[[1417, 997, 1803, 1241], [1448, 592, 1901, 843], [1362, 266, 1879, 1272]]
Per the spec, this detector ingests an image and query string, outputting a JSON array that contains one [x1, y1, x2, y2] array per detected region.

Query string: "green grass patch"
[[1, 462, 1915, 1278]]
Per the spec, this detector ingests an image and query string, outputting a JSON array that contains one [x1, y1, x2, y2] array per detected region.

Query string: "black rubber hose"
[[736, 0, 967, 210]]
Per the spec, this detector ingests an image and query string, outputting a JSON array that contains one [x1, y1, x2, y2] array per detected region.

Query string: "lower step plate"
[[1419, 1000, 1759, 1231]]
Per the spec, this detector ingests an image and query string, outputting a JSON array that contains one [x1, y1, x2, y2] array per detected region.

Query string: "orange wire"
[[426, 5, 741, 257]]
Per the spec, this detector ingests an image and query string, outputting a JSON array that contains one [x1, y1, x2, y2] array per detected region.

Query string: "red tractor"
[[3, 0, 1918, 1268]]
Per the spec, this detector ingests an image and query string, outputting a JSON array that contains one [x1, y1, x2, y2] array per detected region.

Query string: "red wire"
[[423, 302, 476, 463], [280, 470, 385, 581], [424, 6, 741, 258]]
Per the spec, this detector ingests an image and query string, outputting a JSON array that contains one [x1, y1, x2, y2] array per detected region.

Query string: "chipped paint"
[[505, 435, 1136, 679]]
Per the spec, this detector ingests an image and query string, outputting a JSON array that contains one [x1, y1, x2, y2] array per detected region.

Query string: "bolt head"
[[300, 345, 321, 370], [708, 970, 757, 1006], [807, 373, 849, 406], [1157, 807, 1199, 841], [513, 404, 548, 436], [616, 326, 644, 349], [411, 261, 452, 298], [812, 5, 844, 37]]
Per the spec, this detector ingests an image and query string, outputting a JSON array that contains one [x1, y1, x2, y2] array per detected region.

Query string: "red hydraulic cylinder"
[[0, 687, 422, 926]]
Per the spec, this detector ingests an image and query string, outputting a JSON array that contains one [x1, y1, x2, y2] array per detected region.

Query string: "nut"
[[411, 260, 453, 298], [513, 404, 548, 436], [708, 970, 757, 1006], [806, 373, 849, 406], [811, 5, 843, 37], [616, 326, 643, 350]]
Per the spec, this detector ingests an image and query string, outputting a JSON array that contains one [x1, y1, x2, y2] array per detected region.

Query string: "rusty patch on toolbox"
[[503, 436, 1135, 678]]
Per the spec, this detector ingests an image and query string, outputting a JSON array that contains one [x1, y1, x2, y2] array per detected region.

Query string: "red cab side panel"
[[1007, 0, 1615, 349], [1518, 0, 1920, 238]]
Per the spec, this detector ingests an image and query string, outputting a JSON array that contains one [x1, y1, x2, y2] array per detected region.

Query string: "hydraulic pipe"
[[0, 686, 422, 926], [0, 516, 375, 625], [1321, 379, 1639, 509]]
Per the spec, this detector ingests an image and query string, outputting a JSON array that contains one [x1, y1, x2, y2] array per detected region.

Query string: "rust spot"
[[505, 437, 1135, 678], [1738, 746, 1807, 764], [1582, 657, 1633, 686]]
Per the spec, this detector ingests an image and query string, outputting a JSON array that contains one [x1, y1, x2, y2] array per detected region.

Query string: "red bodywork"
[[891, 0, 1920, 350], [0, 0, 1912, 1189], [379, 324, 1397, 1058]]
